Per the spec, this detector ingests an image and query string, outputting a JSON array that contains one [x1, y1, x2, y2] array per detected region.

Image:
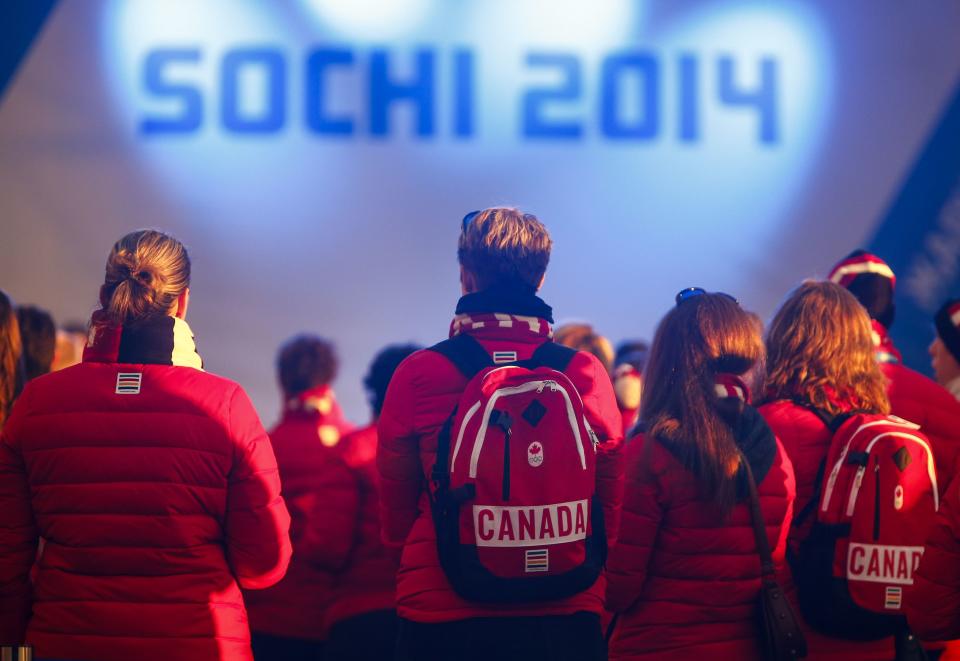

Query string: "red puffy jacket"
[[376, 295, 624, 623], [874, 323, 960, 488], [605, 404, 795, 660], [0, 319, 292, 661], [760, 400, 892, 660], [244, 385, 365, 640], [325, 424, 397, 628], [906, 475, 960, 644]]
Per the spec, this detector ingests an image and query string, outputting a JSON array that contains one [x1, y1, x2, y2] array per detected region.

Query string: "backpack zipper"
[[502, 427, 511, 500], [469, 379, 588, 479], [873, 455, 881, 540], [840, 432, 939, 517]]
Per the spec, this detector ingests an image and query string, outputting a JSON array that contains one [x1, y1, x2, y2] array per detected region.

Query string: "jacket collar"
[[450, 287, 553, 341], [82, 310, 203, 370], [454, 286, 553, 321], [871, 319, 902, 365], [280, 384, 349, 447], [947, 376, 960, 402]]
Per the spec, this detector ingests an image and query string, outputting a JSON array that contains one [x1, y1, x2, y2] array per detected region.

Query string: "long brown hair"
[[762, 281, 889, 416], [0, 290, 23, 428], [99, 230, 191, 327], [641, 293, 764, 514]]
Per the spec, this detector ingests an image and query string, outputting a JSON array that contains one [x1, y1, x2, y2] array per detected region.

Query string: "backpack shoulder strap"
[[529, 341, 577, 372], [790, 398, 855, 433], [429, 333, 494, 379]]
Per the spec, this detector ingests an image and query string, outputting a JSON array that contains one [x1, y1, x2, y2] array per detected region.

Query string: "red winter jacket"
[[760, 400, 892, 660], [606, 400, 795, 660], [244, 385, 364, 640], [883, 362, 960, 490], [907, 475, 960, 642], [0, 317, 292, 661], [376, 292, 624, 623], [325, 424, 397, 628], [874, 323, 960, 489]]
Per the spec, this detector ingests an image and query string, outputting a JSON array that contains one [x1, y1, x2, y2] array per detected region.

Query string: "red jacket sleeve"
[[906, 477, 960, 639], [0, 391, 40, 645], [376, 354, 425, 549], [567, 351, 626, 547], [296, 453, 360, 570], [225, 386, 292, 590], [605, 435, 663, 613]]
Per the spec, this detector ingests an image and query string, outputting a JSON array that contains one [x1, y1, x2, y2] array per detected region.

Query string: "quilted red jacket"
[[907, 475, 960, 642], [883, 361, 960, 489], [875, 323, 960, 488], [760, 400, 892, 660], [243, 385, 365, 640], [325, 424, 397, 628], [605, 398, 795, 660], [376, 291, 624, 623], [0, 316, 292, 661]]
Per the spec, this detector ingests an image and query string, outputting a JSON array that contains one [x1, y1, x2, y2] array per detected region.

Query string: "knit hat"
[[828, 249, 896, 329], [935, 299, 960, 365]]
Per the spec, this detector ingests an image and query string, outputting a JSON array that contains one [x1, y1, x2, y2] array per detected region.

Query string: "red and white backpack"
[[790, 406, 939, 639], [429, 334, 606, 603]]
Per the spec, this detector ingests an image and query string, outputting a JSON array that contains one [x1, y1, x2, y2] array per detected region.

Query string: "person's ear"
[[460, 266, 478, 295], [174, 288, 190, 320], [536, 274, 546, 292]]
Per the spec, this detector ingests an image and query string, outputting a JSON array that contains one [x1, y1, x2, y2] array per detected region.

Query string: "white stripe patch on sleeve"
[[116, 372, 142, 395], [493, 351, 518, 364]]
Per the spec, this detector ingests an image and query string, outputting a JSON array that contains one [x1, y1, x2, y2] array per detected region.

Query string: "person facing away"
[[829, 250, 960, 485], [612, 340, 648, 437], [15, 305, 56, 384], [605, 289, 795, 660], [244, 334, 355, 660], [0, 290, 23, 430], [0, 229, 292, 661], [553, 322, 615, 375], [376, 207, 624, 661], [930, 298, 960, 401], [759, 280, 895, 660], [51, 320, 88, 372], [322, 343, 421, 661]]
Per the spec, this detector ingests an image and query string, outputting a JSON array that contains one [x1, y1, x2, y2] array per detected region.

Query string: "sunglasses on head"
[[462, 210, 481, 233], [675, 287, 738, 306]]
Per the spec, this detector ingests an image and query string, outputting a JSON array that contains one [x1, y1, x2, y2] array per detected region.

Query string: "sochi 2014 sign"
[[140, 47, 779, 143]]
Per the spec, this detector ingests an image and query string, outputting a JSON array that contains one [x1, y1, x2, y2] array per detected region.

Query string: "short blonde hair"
[[458, 207, 551, 291], [762, 281, 889, 416]]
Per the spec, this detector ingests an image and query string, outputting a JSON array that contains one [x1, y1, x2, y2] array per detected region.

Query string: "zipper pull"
[[536, 381, 546, 393]]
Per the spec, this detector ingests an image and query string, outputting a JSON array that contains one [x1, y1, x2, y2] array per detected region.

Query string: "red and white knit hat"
[[827, 250, 896, 289]]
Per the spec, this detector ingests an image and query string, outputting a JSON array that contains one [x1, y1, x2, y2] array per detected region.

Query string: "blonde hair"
[[458, 207, 551, 290], [554, 323, 614, 374], [99, 230, 191, 327], [642, 293, 764, 515], [762, 281, 889, 416]]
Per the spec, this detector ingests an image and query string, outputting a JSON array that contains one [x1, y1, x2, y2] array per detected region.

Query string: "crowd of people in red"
[[3, 211, 960, 661]]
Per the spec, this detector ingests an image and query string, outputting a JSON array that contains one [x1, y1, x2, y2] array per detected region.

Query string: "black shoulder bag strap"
[[741, 453, 808, 659]]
